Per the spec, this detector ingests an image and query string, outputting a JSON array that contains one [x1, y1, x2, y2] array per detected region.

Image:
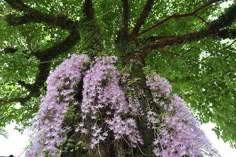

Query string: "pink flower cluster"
[[106, 115, 143, 146], [78, 56, 142, 148], [147, 110, 159, 129], [27, 55, 219, 157], [146, 74, 171, 98], [146, 74, 219, 157], [26, 55, 90, 157], [81, 56, 128, 115]]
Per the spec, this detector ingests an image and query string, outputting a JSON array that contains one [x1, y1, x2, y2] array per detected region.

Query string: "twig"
[[194, 15, 209, 26], [97, 144, 102, 157], [221, 39, 236, 50], [136, 0, 220, 38], [182, 47, 195, 55], [131, 0, 155, 37]]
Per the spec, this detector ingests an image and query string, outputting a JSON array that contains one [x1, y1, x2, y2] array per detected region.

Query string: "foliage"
[[0, 0, 235, 153], [0, 127, 8, 138]]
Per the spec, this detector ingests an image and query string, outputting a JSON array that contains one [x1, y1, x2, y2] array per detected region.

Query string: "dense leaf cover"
[[0, 0, 235, 153]]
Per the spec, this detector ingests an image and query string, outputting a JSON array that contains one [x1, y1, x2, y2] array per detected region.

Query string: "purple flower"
[[146, 74, 171, 98], [78, 56, 142, 148], [26, 54, 90, 157]]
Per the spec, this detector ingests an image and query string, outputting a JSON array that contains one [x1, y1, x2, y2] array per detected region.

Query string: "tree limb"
[[82, 0, 95, 20], [4, 0, 78, 30], [0, 97, 28, 106], [194, 15, 209, 26], [209, 3, 236, 30], [35, 30, 80, 60], [18, 29, 80, 104], [0, 47, 17, 54], [4, 0, 32, 12], [131, 0, 155, 38], [3, 0, 81, 105], [121, 0, 129, 39], [142, 28, 236, 53], [5, 14, 78, 30], [5, 0, 78, 30], [136, 0, 220, 38], [216, 29, 236, 39], [221, 39, 236, 50], [115, 0, 130, 48], [139, 2, 236, 55]]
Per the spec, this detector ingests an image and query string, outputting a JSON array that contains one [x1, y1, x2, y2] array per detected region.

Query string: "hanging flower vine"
[[26, 54, 220, 157]]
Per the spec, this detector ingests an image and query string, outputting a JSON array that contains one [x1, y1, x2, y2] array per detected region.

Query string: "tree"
[[0, 0, 235, 156]]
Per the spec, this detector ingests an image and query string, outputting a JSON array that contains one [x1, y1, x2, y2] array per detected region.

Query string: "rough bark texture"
[[128, 53, 159, 157]]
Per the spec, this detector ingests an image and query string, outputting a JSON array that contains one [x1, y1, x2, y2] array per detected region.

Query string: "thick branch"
[[139, 2, 236, 55], [4, 0, 32, 12], [146, 29, 211, 49], [1, 62, 51, 106], [216, 29, 236, 39], [142, 28, 236, 52], [80, 0, 103, 56], [6, 14, 78, 30], [5, 0, 78, 30], [19, 31, 80, 103], [136, 0, 220, 38], [32, 30, 80, 94], [4, 0, 81, 105], [115, 0, 130, 47], [0, 97, 25, 106], [1, 32, 80, 105], [35, 30, 80, 60], [0, 47, 17, 54], [82, 0, 95, 20], [210, 3, 236, 30], [131, 0, 155, 37], [121, 0, 129, 39]]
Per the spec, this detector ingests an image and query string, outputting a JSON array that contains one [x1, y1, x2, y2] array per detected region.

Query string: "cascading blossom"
[[27, 55, 220, 157], [77, 56, 142, 148], [146, 74, 220, 157], [26, 54, 90, 157], [81, 56, 129, 115], [106, 115, 143, 146], [146, 74, 171, 98]]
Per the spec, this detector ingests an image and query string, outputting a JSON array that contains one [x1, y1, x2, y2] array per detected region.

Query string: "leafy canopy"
[[0, 0, 235, 147]]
